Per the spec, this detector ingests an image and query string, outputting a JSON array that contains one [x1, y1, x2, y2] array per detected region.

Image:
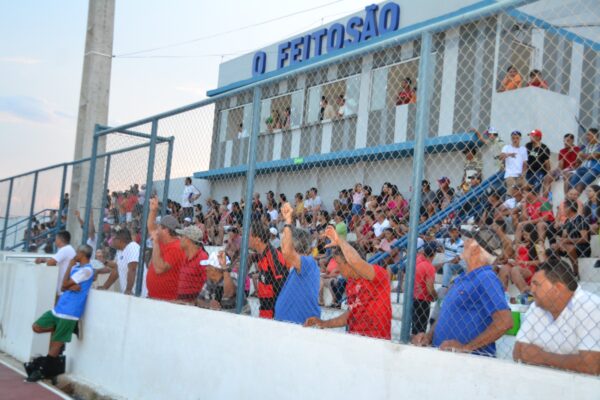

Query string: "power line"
[[114, 0, 345, 58]]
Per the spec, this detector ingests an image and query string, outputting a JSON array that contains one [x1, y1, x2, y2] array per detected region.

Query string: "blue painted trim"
[[507, 9, 600, 52], [207, 0, 499, 97], [194, 132, 479, 180]]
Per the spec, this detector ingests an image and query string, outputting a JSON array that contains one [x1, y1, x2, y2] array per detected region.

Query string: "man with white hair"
[[412, 227, 513, 356], [196, 251, 237, 311]]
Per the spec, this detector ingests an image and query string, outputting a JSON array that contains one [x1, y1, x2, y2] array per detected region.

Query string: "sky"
[[0, 0, 373, 179]]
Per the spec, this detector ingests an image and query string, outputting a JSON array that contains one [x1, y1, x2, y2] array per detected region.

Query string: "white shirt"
[[116, 242, 141, 293], [86, 237, 96, 258], [52, 245, 76, 295], [268, 209, 279, 222], [516, 288, 600, 354], [181, 184, 200, 208], [373, 219, 390, 238], [435, 237, 464, 263], [304, 198, 314, 209], [502, 144, 528, 178], [503, 197, 518, 210]]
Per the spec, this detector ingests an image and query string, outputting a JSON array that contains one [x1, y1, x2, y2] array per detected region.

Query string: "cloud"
[[0, 96, 71, 124], [0, 57, 42, 65]]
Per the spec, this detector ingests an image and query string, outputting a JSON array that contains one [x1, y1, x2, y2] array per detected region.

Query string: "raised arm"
[[322, 225, 374, 281], [147, 197, 159, 234], [280, 202, 301, 271]]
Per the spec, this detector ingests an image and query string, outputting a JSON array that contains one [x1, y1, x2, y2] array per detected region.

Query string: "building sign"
[[251, 2, 401, 77]]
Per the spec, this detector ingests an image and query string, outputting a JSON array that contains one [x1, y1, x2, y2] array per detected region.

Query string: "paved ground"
[[0, 359, 71, 400]]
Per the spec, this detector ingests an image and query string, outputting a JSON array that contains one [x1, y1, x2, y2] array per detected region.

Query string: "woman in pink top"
[[351, 183, 365, 215]]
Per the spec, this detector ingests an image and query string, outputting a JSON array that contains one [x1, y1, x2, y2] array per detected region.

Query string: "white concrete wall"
[[0, 260, 57, 362], [62, 290, 600, 400]]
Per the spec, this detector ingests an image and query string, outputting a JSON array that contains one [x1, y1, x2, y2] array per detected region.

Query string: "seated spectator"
[[461, 146, 483, 190], [552, 200, 590, 279], [569, 128, 600, 194], [146, 198, 186, 301], [583, 184, 600, 232], [319, 257, 340, 306], [498, 65, 522, 92], [514, 185, 555, 248], [333, 211, 348, 240], [412, 242, 438, 335], [266, 201, 279, 224], [28, 245, 95, 382], [421, 180, 436, 216], [500, 131, 528, 188], [274, 203, 320, 324], [527, 69, 548, 89], [525, 129, 551, 191], [196, 251, 237, 311], [396, 77, 416, 105], [435, 177, 455, 210], [175, 225, 208, 302], [514, 258, 600, 375], [356, 211, 375, 252], [372, 211, 391, 238], [434, 226, 465, 288], [481, 189, 510, 232], [412, 227, 512, 356], [542, 133, 581, 196], [98, 228, 140, 294], [554, 188, 584, 228], [304, 225, 392, 339]]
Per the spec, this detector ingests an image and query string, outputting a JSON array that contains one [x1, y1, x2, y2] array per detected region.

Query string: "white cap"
[[269, 227, 278, 235], [200, 251, 231, 269], [184, 217, 192, 223], [487, 126, 498, 134]]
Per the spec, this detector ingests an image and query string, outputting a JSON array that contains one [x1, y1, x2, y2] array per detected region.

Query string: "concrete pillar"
[[67, 0, 115, 244]]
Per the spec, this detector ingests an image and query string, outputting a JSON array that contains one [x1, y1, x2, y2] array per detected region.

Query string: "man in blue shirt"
[[412, 227, 513, 356], [26, 244, 95, 382], [274, 203, 321, 324]]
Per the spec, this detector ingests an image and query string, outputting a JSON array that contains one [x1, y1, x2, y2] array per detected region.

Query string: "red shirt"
[[525, 199, 555, 222], [146, 239, 186, 300], [558, 146, 580, 170], [177, 247, 208, 301], [414, 254, 436, 301], [396, 90, 414, 105], [257, 246, 287, 319], [346, 265, 392, 339]]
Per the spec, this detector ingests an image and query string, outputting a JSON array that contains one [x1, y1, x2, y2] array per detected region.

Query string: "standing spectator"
[[266, 201, 279, 224], [498, 65, 522, 92], [412, 227, 512, 356], [146, 198, 186, 300], [99, 228, 140, 294], [474, 127, 505, 171], [275, 203, 320, 324], [304, 225, 392, 339], [435, 177, 455, 210], [542, 133, 581, 196], [322, 98, 336, 120], [500, 131, 528, 188], [553, 200, 591, 279], [396, 77, 416, 105], [421, 180, 436, 216], [181, 177, 201, 221], [336, 94, 346, 118], [569, 128, 600, 194], [525, 129, 551, 191], [351, 183, 365, 215], [236, 123, 245, 139], [28, 245, 95, 382], [435, 226, 465, 288], [527, 69, 549, 89], [514, 258, 600, 375], [175, 225, 208, 302], [249, 221, 288, 319], [196, 251, 237, 311], [412, 242, 438, 335], [35, 231, 76, 297]]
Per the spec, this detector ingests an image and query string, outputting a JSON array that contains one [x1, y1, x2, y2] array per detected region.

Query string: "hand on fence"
[[411, 332, 432, 347], [304, 317, 323, 328], [439, 340, 469, 353]]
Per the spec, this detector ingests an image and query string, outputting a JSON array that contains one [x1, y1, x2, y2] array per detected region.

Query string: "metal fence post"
[[82, 125, 101, 245], [136, 120, 159, 296], [24, 172, 39, 252], [1, 178, 14, 250], [161, 137, 175, 217], [57, 164, 68, 231], [400, 31, 434, 344], [96, 155, 111, 251], [236, 86, 262, 314]]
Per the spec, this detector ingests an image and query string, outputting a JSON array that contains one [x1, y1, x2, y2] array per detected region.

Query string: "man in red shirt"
[[412, 242, 438, 335], [515, 184, 556, 247], [543, 133, 581, 196], [146, 197, 186, 300], [249, 221, 287, 319], [175, 225, 208, 302], [304, 225, 392, 340]]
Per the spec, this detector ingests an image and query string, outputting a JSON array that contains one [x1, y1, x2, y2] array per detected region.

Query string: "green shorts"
[[34, 310, 77, 343]]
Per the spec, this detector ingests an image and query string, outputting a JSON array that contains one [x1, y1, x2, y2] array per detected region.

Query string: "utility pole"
[[66, 0, 115, 243]]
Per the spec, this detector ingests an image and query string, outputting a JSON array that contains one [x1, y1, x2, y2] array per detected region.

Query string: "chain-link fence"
[[5, 0, 600, 377]]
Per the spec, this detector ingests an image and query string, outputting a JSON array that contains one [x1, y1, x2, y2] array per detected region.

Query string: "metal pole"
[[236, 86, 262, 314], [1, 178, 14, 250], [57, 165, 68, 231], [136, 119, 159, 296], [96, 155, 111, 251], [161, 137, 174, 217], [25, 172, 39, 252], [82, 125, 100, 245], [400, 31, 434, 343]]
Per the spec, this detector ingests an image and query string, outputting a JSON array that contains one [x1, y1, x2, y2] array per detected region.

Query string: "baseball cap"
[[160, 215, 180, 231], [269, 227, 278, 235], [438, 177, 450, 184], [529, 129, 542, 139], [200, 251, 231, 269], [486, 127, 498, 135], [511, 130, 522, 137], [461, 227, 503, 256], [183, 217, 192, 223], [176, 225, 204, 244]]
